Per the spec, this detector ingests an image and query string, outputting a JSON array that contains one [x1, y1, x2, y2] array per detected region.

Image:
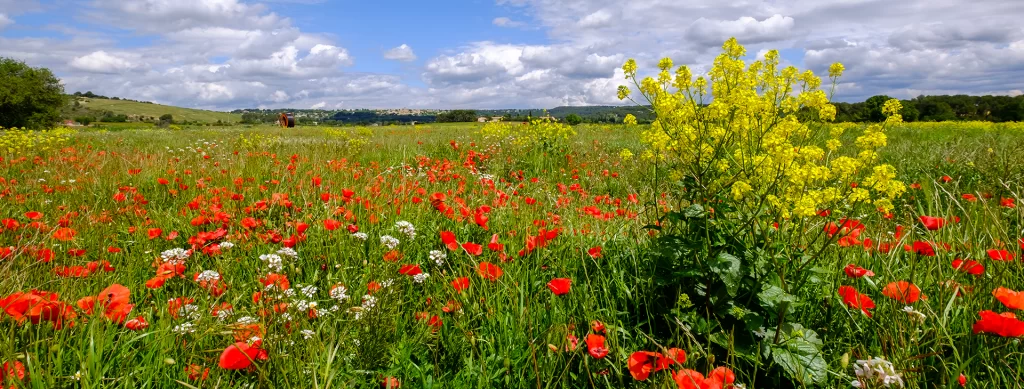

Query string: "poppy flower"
[[918, 216, 946, 231], [994, 287, 1024, 310], [323, 219, 342, 231], [547, 278, 572, 296], [218, 339, 266, 370], [962, 193, 978, 202], [972, 310, 1024, 337], [838, 285, 875, 317], [52, 227, 76, 241], [460, 242, 483, 256], [259, 273, 290, 291], [882, 281, 923, 304], [627, 351, 661, 381], [587, 246, 603, 258], [843, 264, 874, 278], [987, 249, 1014, 261], [125, 316, 149, 331], [451, 277, 470, 292], [398, 264, 422, 276], [477, 262, 503, 281], [186, 364, 210, 381], [585, 334, 608, 359], [77, 284, 133, 324], [487, 234, 504, 252], [591, 320, 605, 333], [24, 211, 42, 220], [952, 259, 984, 276], [909, 241, 938, 256], [1001, 198, 1016, 208], [147, 228, 162, 240], [0, 360, 26, 385], [381, 377, 401, 388], [940, 175, 952, 183], [440, 231, 459, 251], [959, 373, 967, 387], [673, 369, 705, 389]]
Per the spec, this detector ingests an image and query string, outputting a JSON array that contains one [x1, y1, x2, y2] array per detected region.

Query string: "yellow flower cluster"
[[620, 38, 906, 219], [479, 117, 576, 150], [0, 126, 75, 155]]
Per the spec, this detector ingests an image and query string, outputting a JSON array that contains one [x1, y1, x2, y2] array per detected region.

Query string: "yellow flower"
[[623, 114, 637, 125]]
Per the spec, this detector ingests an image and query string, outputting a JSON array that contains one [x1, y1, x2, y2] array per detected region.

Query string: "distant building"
[[477, 116, 504, 123]]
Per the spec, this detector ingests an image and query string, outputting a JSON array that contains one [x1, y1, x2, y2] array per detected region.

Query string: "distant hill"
[[69, 97, 241, 124]]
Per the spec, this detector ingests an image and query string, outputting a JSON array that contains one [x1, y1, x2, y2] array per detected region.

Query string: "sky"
[[1, 0, 1022, 111]]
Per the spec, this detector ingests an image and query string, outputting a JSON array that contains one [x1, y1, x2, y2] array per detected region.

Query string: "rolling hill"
[[73, 97, 241, 123]]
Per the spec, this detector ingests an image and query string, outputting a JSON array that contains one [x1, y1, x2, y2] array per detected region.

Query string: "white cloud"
[[686, 15, 795, 46], [492, 17, 524, 28], [69, 51, 145, 74], [383, 44, 417, 62], [0, 13, 12, 30], [310, 101, 326, 109]]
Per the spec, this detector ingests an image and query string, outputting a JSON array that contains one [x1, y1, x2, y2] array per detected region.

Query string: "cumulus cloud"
[[69, 51, 146, 74], [0, 13, 12, 29], [383, 44, 417, 62], [686, 15, 795, 46]]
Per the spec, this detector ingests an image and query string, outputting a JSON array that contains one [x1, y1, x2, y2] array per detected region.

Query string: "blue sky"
[[1, 0, 1022, 110]]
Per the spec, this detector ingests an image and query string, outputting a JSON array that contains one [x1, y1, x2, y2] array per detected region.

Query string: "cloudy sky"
[[1, 0, 1022, 110]]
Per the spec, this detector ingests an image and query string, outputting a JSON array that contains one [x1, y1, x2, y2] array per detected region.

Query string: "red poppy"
[[972, 310, 1024, 337], [838, 285, 875, 317], [962, 193, 978, 202], [186, 364, 210, 381], [218, 339, 266, 370], [909, 241, 938, 256], [24, 211, 42, 220], [994, 287, 1024, 310], [462, 242, 483, 256], [477, 262, 503, 281], [125, 316, 148, 331], [147, 228, 162, 240], [591, 320, 605, 333], [0, 360, 26, 385], [1001, 198, 1016, 208], [952, 259, 984, 276], [843, 264, 874, 278], [587, 246, 603, 258], [585, 334, 608, 359], [52, 227, 77, 241], [882, 281, 923, 303], [451, 277, 470, 292], [487, 234, 504, 252], [259, 273, 291, 291], [918, 216, 947, 231], [940, 175, 952, 183], [627, 351, 661, 381], [77, 284, 133, 324], [987, 249, 1014, 261], [959, 373, 967, 387], [398, 264, 422, 276], [440, 231, 459, 251], [673, 369, 705, 389], [381, 377, 401, 388], [323, 219, 342, 231], [547, 278, 572, 296]]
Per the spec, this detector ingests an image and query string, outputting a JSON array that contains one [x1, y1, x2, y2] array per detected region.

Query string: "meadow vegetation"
[[1, 40, 1023, 388]]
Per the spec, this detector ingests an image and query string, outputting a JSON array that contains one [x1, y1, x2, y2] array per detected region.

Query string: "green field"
[[75, 97, 241, 124]]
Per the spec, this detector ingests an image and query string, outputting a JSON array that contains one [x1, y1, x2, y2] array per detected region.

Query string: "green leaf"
[[764, 323, 827, 385], [711, 252, 742, 297], [758, 285, 798, 314], [684, 204, 705, 218]]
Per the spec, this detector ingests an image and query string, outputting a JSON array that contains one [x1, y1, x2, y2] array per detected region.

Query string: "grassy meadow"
[[75, 98, 242, 123], [0, 121, 1023, 388]]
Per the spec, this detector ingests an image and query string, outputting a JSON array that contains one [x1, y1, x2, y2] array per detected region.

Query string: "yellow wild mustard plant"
[[479, 116, 576, 152], [0, 126, 75, 155], [620, 38, 905, 220]]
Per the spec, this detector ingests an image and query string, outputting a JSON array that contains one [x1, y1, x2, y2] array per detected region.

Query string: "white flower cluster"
[[180, 304, 201, 321], [380, 235, 400, 250], [429, 250, 447, 266], [902, 306, 926, 324], [851, 357, 904, 388], [277, 247, 298, 259], [160, 248, 190, 263], [300, 329, 316, 340], [219, 242, 235, 249], [329, 285, 350, 302], [298, 284, 318, 299], [355, 294, 377, 320], [352, 232, 368, 241], [259, 254, 284, 272], [171, 322, 196, 334], [413, 273, 430, 283], [216, 307, 233, 321], [195, 270, 221, 283], [395, 221, 417, 240], [236, 316, 259, 325]]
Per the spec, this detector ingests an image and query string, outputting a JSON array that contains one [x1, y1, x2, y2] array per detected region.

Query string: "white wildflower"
[[172, 322, 196, 334], [219, 242, 235, 249], [902, 306, 926, 323], [259, 254, 284, 272], [851, 357, 904, 388], [395, 221, 417, 240], [195, 270, 221, 283], [329, 285, 349, 302], [380, 235, 400, 250], [429, 250, 446, 266], [299, 284, 318, 298], [352, 232, 368, 241], [160, 248, 190, 263], [300, 329, 316, 340], [236, 316, 258, 325], [413, 272, 430, 283], [277, 247, 298, 259]]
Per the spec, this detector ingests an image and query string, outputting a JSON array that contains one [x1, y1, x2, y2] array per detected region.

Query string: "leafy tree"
[[0, 57, 67, 129], [437, 110, 478, 123], [73, 116, 95, 126], [159, 113, 174, 123], [564, 113, 583, 125], [864, 95, 892, 122]]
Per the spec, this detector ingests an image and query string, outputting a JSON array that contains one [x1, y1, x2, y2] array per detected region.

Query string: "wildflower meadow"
[[2, 40, 1024, 388]]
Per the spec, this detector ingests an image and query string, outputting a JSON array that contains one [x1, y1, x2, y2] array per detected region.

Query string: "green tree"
[[863, 95, 892, 122], [564, 113, 583, 125], [159, 113, 174, 123], [0, 57, 67, 129]]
